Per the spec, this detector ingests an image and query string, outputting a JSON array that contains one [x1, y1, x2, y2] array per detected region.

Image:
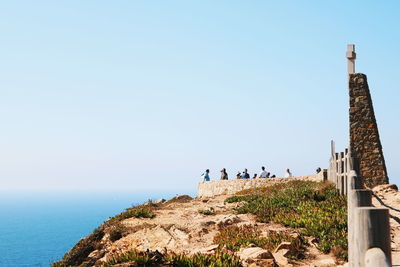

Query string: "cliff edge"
[[52, 176, 400, 267]]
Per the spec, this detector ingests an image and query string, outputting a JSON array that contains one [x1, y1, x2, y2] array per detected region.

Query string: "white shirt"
[[285, 170, 292, 178], [259, 170, 268, 178]]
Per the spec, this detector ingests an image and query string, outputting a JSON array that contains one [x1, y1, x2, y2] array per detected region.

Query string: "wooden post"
[[348, 170, 362, 191], [354, 207, 392, 267], [335, 153, 339, 189], [344, 149, 349, 195], [365, 248, 390, 267], [348, 188, 372, 267], [338, 152, 344, 194], [350, 189, 372, 207], [348, 149, 354, 171]]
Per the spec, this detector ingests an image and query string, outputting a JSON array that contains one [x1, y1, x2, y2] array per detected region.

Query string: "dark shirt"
[[242, 173, 250, 179]]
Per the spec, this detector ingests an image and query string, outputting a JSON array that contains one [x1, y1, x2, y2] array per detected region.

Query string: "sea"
[[0, 190, 195, 267]]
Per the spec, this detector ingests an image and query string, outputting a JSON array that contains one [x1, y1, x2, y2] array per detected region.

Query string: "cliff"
[[52, 176, 400, 267]]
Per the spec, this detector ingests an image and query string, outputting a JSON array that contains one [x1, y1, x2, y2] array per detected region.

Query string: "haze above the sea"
[[1, 1, 399, 192]]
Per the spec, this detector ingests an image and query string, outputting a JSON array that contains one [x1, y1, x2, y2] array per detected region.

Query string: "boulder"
[[312, 258, 336, 267], [274, 241, 293, 253], [192, 244, 220, 255], [216, 215, 241, 228], [238, 247, 274, 262], [154, 198, 166, 204]]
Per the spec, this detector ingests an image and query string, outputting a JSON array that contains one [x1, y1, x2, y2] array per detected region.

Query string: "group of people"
[[201, 167, 293, 181]]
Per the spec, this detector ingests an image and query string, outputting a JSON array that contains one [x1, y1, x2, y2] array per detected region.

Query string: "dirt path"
[[372, 184, 400, 266], [98, 195, 339, 266]]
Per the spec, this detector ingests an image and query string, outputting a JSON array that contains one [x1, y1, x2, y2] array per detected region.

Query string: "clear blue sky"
[[1, 1, 399, 192]]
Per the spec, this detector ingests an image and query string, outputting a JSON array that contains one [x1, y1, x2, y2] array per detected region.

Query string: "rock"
[[272, 249, 289, 266], [238, 247, 274, 262], [154, 198, 166, 204], [193, 244, 220, 255], [174, 195, 193, 201], [88, 249, 100, 258], [217, 215, 241, 228], [204, 244, 219, 251], [306, 236, 318, 247], [247, 259, 277, 267], [201, 221, 216, 227], [144, 199, 165, 206], [274, 241, 293, 253], [312, 258, 336, 267], [273, 241, 301, 259], [373, 184, 398, 193]]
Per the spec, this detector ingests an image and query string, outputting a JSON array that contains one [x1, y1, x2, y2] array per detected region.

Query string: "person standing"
[[241, 169, 250, 179], [284, 168, 292, 178], [258, 166, 268, 178], [220, 168, 228, 180], [201, 169, 211, 181]]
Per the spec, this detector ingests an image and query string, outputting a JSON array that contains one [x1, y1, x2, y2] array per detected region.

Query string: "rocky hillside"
[[52, 179, 400, 267]]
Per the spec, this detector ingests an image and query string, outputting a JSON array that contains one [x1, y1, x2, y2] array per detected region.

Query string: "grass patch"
[[214, 225, 305, 259], [109, 223, 128, 242], [225, 180, 347, 260], [167, 195, 193, 204], [109, 206, 155, 223], [102, 250, 242, 267], [198, 208, 215, 215]]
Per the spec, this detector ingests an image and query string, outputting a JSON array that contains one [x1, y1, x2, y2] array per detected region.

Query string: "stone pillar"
[[349, 73, 389, 188]]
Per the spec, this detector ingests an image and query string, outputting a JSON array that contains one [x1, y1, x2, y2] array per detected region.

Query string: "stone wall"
[[349, 73, 389, 188], [197, 172, 325, 198]]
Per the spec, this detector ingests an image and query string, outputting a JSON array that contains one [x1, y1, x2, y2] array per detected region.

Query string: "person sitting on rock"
[[271, 174, 276, 178], [201, 169, 211, 181], [220, 168, 228, 180], [266, 172, 271, 178], [236, 172, 242, 179], [241, 169, 250, 179], [253, 173, 257, 179], [258, 166, 268, 178]]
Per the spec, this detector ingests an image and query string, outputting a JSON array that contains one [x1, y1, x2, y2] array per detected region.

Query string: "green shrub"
[[167, 195, 193, 203], [109, 229, 122, 242], [198, 208, 215, 215], [104, 250, 242, 267], [106, 250, 162, 265], [225, 180, 348, 261], [109, 206, 155, 223], [214, 225, 305, 259], [167, 252, 241, 267]]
